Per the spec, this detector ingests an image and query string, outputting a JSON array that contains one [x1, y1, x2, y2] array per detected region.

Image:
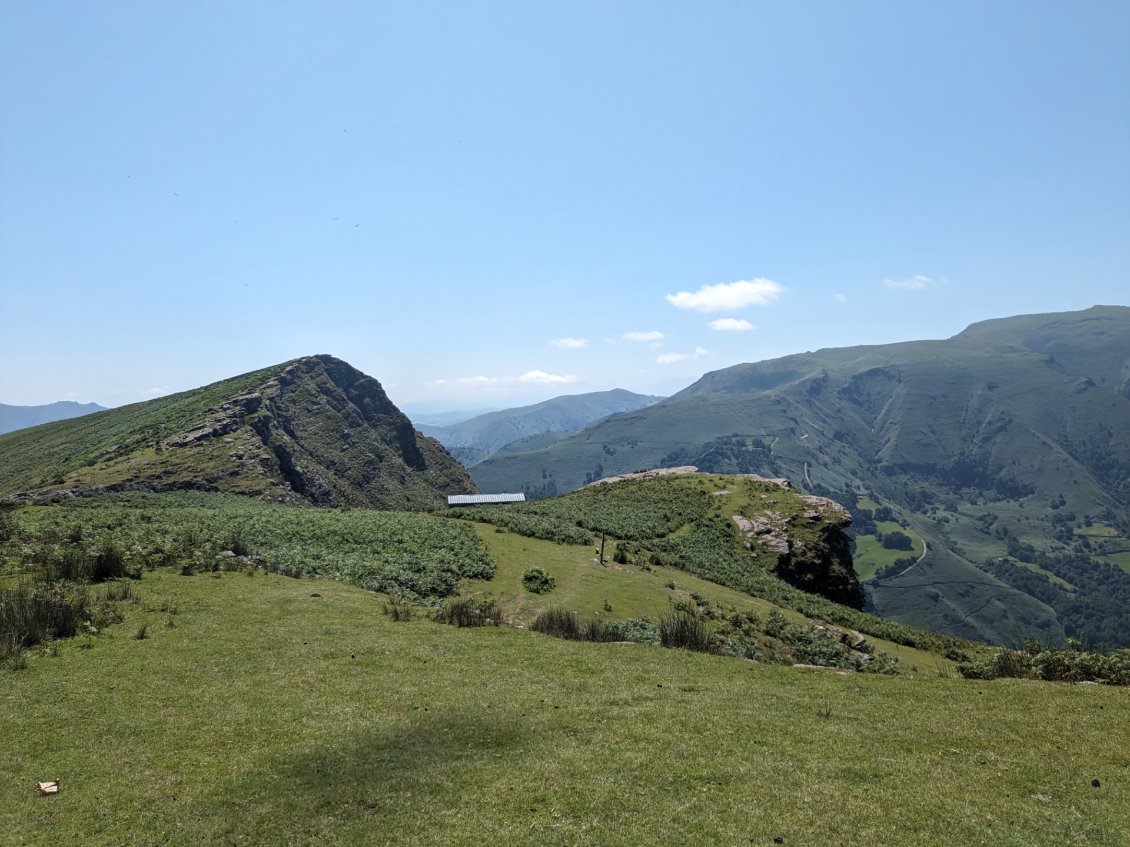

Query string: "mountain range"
[[416, 388, 663, 466], [469, 306, 1130, 647], [3, 306, 1128, 647]]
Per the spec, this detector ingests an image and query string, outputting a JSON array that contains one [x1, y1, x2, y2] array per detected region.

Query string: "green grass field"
[[1101, 552, 1130, 575], [463, 522, 951, 676], [853, 521, 923, 582], [3, 567, 1127, 847]]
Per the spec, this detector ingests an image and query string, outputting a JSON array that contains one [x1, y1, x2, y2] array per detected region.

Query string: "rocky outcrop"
[[732, 491, 865, 609]]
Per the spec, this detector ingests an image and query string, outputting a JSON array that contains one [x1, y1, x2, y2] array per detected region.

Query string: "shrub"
[[788, 625, 862, 670], [382, 600, 415, 622], [532, 608, 581, 640], [531, 609, 654, 644], [991, 649, 1031, 679], [764, 608, 787, 638], [613, 617, 660, 645], [880, 531, 914, 551], [431, 597, 501, 627], [223, 533, 253, 558], [522, 567, 556, 594], [0, 580, 91, 658], [957, 660, 996, 680], [581, 618, 623, 642], [92, 542, 127, 582], [658, 608, 713, 652], [101, 580, 136, 602]]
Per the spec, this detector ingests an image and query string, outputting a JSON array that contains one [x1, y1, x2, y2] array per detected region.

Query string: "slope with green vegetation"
[[470, 306, 1130, 647], [3, 551, 1127, 846], [0, 355, 474, 510], [445, 471, 974, 651]]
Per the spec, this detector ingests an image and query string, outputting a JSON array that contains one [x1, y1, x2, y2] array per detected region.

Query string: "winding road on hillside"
[[897, 531, 928, 577]]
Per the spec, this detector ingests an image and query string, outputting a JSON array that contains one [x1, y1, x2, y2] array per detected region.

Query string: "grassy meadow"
[[4, 566, 1128, 847], [3, 481, 1128, 845]]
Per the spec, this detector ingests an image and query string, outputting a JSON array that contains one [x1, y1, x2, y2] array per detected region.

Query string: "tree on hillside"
[[881, 531, 914, 551]]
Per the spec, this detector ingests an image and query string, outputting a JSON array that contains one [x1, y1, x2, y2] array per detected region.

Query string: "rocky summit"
[[0, 355, 475, 510]]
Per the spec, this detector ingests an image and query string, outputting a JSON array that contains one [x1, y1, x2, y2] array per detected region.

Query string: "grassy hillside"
[[470, 306, 1130, 647], [4, 565, 1127, 847], [0, 355, 474, 510]]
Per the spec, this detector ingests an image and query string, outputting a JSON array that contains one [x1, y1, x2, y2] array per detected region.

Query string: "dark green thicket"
[[5, 492, 495, 603], [1, 575, 144, 662], [959, 641, 1130, 685], [450, 475, 712, 542], [445, 506, 591, 544]]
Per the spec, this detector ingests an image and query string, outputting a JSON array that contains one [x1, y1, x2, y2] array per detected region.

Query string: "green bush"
[[532, 608, 580, 639], [658, 608, 713, 652], [764, 608, 787, 638], [958, 645, 1130, 685], [0, 580, 91, 661], [432, 597, 501, 627], [522, 567, 556, 594]]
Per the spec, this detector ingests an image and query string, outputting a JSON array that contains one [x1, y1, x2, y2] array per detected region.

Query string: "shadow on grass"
[[206, 708, 531, 844]]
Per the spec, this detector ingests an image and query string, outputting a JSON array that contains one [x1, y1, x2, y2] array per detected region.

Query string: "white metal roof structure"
[[447, 493, 526, 505]]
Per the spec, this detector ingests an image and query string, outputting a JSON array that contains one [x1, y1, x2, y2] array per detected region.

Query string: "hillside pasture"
[[2, 567, 1127, 847]]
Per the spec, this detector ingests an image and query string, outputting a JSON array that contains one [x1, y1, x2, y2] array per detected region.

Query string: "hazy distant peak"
[[0, 401, 107, 435]]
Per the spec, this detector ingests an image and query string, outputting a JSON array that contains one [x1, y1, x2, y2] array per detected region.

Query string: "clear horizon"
[[2, 2, 1127, 410]]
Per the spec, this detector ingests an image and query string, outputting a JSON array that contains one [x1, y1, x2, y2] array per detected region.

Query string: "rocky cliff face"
[[732, 480, 864, 609], [3, 355, 476, 510]]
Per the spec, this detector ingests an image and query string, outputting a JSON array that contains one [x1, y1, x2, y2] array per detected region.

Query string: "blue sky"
[[2, 1, 1127, 413]]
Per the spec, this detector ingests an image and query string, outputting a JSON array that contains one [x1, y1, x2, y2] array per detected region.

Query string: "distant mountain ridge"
[[470, 306, 1130, 646], [418, 388, 663, 466], [0, 355, 474, 510], [0, 401, 106, 435], [407, 408, 500, 427]]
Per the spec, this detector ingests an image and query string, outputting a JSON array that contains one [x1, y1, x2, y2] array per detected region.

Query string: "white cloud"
[[433, 370, 576, 387], [624, 330, 665, 342], [709, 318, 755, 332], [550, 337, 588, 349], [656, 347, 710, 366], [665, 278, 783, 312], [518, 370, 576, 384], [884, 275, 935, 290], [456, 375, 502, 384], [833, 293, 848, 304]]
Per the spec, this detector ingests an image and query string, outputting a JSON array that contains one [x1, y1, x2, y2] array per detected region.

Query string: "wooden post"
[[599, 531, 606, 566]]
